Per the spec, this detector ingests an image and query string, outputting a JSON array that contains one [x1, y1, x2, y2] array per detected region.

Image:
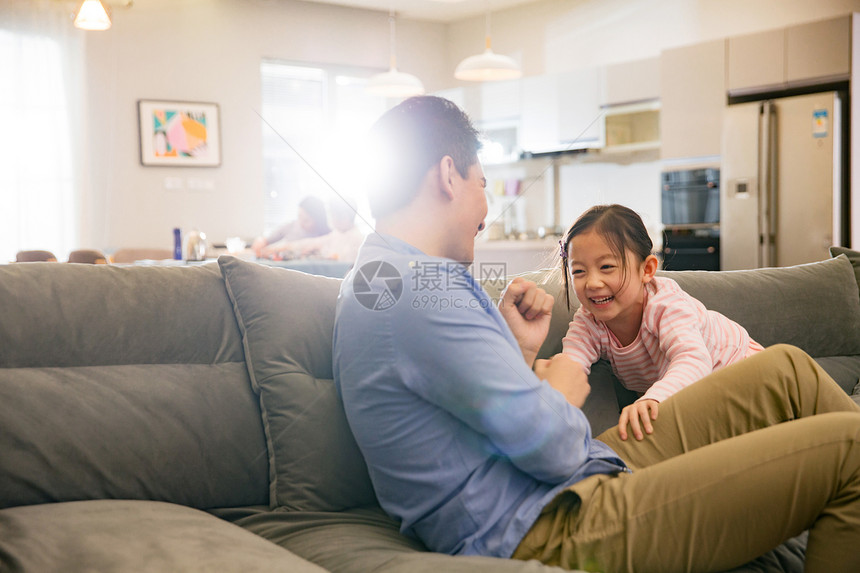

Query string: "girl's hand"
[[618, 399, 659, 441]]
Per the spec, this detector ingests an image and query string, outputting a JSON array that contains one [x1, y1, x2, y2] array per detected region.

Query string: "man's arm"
[[395, 285, 592, 484]]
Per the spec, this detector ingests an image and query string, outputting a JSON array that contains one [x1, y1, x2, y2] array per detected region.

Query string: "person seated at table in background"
[[251, 195, 330, 258], [261, 198, 364, 263]]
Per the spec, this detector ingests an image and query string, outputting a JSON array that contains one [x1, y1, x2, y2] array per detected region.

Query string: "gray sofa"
[[1, 250, 859, 573]]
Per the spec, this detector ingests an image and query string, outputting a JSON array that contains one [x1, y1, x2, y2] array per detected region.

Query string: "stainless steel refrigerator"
[[721, 91, 848, 270]]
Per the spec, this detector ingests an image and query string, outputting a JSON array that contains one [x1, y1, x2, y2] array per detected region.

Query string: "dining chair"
[[15, 250, 58, 262], [111, 248, 173, 264], [68, 249, 108, 264]]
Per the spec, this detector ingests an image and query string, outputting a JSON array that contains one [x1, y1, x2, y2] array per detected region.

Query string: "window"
[[259, 60, 386, 235], [0, 29, 76, 263]]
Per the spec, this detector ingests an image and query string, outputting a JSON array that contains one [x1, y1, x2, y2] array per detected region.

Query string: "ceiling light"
[[367, 11, 425, 99], [454, 4, 521, 82], [74, 0, 112, 31]]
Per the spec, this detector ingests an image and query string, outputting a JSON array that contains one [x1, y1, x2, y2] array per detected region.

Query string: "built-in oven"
[[660, 168, 721, 271]]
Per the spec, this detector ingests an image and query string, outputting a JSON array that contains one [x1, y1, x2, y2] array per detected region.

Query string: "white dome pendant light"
[[367, 10, 425, 98], [454, 2, 521, 82]]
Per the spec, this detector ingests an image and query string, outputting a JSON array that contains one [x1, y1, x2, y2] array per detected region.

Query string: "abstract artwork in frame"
[[138, 100, 221, 166]]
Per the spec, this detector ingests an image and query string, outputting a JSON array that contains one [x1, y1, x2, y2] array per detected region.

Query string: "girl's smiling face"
[[567, 229, 657, 344]]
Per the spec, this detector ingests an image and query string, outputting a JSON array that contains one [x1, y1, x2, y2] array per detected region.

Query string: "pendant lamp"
[[74, 0, 112, 31], [454, 4, 521, 82], [366, 11, 425, 98]]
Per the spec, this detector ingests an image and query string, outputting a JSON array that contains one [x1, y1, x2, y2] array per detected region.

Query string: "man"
[[333, 95, 860, 572]]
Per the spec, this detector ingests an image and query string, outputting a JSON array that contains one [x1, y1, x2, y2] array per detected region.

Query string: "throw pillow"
[[829, 246, 860, 294], [0, 500, 326, 573], [218, 256, 376, 511]]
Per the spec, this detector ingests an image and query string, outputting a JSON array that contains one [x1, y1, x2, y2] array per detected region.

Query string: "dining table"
[[128, 252, 353, 279]]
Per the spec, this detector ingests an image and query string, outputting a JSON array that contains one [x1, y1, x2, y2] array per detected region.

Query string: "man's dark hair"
[[365, 96, 482, 218]]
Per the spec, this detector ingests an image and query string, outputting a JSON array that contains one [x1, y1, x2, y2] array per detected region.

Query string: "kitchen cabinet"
[[519, 74, 560, 153], [477, 80, 521, 124], [727, 28, 784, 93], [786, 16, 850, 84], [476, 81, 522, 163], [524, 60, 661, 155], [557, 67, 604, 149], [443, 61, 657, 159], [660, 38, 726, 160], [727, 15, 850, 95], [603, 57, 660, 107], [440, 82, 521, 126], [600, 58, 661, 153], [520, 68, 603, 154]]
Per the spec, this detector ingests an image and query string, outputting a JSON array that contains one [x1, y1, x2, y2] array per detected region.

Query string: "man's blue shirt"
[[333, 232, 627, 558]]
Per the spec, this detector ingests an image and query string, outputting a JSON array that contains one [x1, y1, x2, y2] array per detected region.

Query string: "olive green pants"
[[512, 344, 860, 573]]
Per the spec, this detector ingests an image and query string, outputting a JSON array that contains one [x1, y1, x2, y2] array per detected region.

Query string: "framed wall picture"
[[138, 100, 221, 167]]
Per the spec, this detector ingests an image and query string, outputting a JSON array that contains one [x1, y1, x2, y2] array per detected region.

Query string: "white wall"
[[79, 0, 447, 252]]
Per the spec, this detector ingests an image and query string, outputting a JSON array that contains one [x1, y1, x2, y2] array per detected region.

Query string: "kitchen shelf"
[[599, 141, 661, 154], [604, 102, 660, 150]]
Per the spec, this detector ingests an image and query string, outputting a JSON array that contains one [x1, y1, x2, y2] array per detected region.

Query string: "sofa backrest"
[[0, 262, 269, 510], [659, 256, 860, 358], [481, 254, 860, 361]]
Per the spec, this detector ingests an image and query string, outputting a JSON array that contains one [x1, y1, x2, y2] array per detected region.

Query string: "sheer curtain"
[[0, 1, 84, 263]]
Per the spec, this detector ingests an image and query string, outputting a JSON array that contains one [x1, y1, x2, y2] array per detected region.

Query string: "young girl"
[[559, 204, 763, 441]]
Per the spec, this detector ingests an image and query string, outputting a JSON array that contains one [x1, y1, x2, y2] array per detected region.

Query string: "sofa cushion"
[[213, 505, 804, 573], [657, 255, 860, 358], [0, 263, 244, 368], [212, 505, 574, 573], [813, 355, 860, 395], [218, 256, 376, 512], [0, 500, 325, 572], [0, 363, 268, 510], [0, 263, 269, 510], [829, 246, 860, 293], [852, 379, 860, 408]]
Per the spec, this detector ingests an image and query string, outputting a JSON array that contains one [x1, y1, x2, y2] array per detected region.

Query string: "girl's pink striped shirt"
[[562, 276, 764, 403]]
